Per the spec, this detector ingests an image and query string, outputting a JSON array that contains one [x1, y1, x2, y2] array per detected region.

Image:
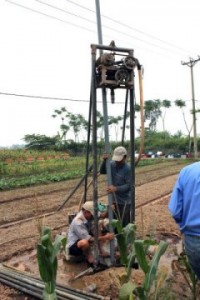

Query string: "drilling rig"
[[84, 42, 142, 267]]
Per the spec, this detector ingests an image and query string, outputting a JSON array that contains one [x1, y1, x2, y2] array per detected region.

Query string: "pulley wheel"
[[115, 69, 129, 84]]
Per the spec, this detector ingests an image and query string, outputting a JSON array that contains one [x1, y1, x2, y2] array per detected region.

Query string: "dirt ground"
[[0, 159, 197, 299]]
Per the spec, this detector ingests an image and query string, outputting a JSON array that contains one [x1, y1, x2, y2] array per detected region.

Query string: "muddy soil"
[[0, 159, 197, 299]]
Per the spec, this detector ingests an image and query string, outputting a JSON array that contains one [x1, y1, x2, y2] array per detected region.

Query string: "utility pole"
[[94, 0, 115, 264], [93, 0, 136, 266], [181, 57, 200, 158]]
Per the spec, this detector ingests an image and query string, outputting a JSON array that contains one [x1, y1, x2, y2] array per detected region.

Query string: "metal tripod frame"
[[83, 43, 136, 266]]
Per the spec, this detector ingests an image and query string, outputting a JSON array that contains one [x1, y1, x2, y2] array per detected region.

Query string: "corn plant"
[[37, 226, 66, 300], [133, 239, 168, 299], [112, 220, 168, 300]]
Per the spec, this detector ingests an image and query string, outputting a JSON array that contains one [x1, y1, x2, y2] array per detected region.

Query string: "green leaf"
[[43, 290, 57, 300], [41, 227, 52, 249], [41, 234, 52, 248], [37, 227, 65, 297], [111, 219, 123, 233], [37, 244, 53, 282], [134, 240, 149, 274], [123, 223, 137, 245], [111, 219, 128, 265], [144, 240, 168, 291], [126, 252, 136, 280], [142, 238, 157, 254], [52, 235, 66, 259], [42, 227, 51, 236], [116, 232, 128, 265], [134, 286, 146, 300], [119, 282, 136, 300], [44, 280, 56, 295], [51, 257, 58, 281]]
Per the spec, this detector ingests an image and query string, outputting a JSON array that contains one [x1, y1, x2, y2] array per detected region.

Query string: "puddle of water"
[[5, 249, 89, 290], [4, 234, 183, 292]]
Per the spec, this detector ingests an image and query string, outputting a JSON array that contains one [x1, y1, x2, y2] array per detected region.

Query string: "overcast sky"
[[1, 0, 200, 147]]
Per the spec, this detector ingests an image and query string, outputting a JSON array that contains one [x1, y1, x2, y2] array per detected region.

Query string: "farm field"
[[0, 158, 197, 299]]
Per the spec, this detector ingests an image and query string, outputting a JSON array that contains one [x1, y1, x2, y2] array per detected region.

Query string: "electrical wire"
[[6, 0, 197, 58], [63, 0, 198, 57], [4, 0, 200, 100], [5, 0, 96, 34], [0, 91, 90, 102], [35, 0, 96, 25], [5, 0, 197, 62], [0, 91, 128, 104], [0, 91, 196, 103], [35, 0, 195, 57], [34, 0, 185, 57]]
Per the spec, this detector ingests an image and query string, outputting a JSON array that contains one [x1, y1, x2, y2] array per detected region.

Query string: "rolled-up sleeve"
[[72, 222, 91, 241]]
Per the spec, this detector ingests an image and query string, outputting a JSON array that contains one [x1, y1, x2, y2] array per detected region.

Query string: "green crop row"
[[0, 149, 177, 191], [0, 170, 85, 190], [0, 150, 92, 190]]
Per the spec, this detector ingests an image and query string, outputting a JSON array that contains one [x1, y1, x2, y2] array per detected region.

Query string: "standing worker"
[[168, 161, 200, 279], [99, 146, 131, 227]]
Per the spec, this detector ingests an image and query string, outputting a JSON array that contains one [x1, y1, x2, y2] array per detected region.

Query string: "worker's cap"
[[82, 201, 94, 215], [112, 146, 127, 161]]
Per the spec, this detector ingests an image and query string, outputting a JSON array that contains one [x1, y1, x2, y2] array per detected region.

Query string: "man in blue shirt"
[[168, 161, 200, 279], [100, 146, 131, 227]]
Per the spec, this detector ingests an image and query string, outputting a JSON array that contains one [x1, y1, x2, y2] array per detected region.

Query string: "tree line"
[[23, 99, 199, 155]]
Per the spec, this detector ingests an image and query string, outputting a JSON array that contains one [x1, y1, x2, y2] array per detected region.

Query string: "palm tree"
[[175, 99, 193, 153], [161, 99, 171, 132], [68, 112, 87, 143], [52, 107, 70, 142], [144, 99, 162, 131]]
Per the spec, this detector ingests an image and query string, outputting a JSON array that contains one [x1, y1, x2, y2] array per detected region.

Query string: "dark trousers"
[[69, 240, 83, 256], [114, 203, 131, 228]]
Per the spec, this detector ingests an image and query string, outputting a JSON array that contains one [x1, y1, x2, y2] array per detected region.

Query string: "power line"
[[6, 0, 196, 58], [0, 91, 129, 104], [0, 91, 197, 103], [0, 91, 89, 102], [35, 0, 179, 56], [4, 1, 180, 61], [5, 0, 96, 34], [36, 0, 193, 57], [64, 0, 197, 57], [3, 1, 200, 102], [102, 12, 197, 57], [64, 0, 95, 14], [35, 0, 96, 25]]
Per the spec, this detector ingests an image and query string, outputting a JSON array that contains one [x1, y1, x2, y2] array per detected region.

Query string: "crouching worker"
[[66, 201, 114, 265]]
